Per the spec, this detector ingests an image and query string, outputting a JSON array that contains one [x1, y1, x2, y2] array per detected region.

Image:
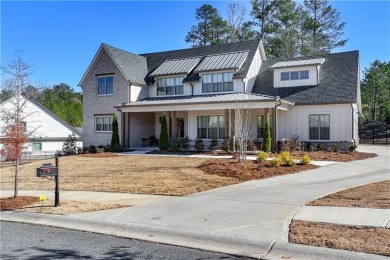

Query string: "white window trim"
[[200, 71, 234, 94], [97, 75, 114, 96], [95, 115, 114, 133], [308, 113, 331, 141], [155, 76, 185, 97], [280, 70, 310, 81], [197, 115, 226, 140]]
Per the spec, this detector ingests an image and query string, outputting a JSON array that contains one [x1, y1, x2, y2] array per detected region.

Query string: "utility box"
[[36, 163, 58, 177]]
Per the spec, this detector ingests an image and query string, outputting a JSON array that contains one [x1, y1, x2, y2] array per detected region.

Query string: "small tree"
[[1, 51, 32, 198], [62, 133, 78, 155], [235, 102, 253, 163], [159, 114, 169, 150], [262, 113, 272, 152], [111, 114, 120, 149]]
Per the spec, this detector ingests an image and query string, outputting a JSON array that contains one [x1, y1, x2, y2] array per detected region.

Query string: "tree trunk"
[[14, 158, 19, 198]]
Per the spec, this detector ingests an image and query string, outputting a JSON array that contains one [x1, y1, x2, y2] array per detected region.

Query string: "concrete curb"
[[1, 211, 387, 260]]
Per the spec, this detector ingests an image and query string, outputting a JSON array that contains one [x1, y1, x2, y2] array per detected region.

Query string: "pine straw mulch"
[[288, 151, 376, 162], [308, 180, 390, 209], [0, 196, 126, 215], [198, 159, 318, 181], [290, 220, 390, 256]]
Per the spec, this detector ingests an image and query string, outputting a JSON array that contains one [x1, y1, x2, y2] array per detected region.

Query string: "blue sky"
[[1, 1, 389, 92]]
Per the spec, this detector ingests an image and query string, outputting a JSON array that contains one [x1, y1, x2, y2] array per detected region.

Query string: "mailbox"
[[37, 163, 58, 177]]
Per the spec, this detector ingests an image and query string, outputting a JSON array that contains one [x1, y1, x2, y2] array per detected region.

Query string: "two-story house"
[[79, 39, 360, 149]]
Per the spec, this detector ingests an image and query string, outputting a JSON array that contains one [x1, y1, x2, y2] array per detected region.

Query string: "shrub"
[[222, 137, 231, 152], [300, 155, 311, 165], [159, 114, 169, 150], [280, 135, 302, 151], [278, 151, 295, 166], [348, 144, 357, 152], [181, 136, 192, 150], [262, 113, 272, 152], [88, 145, 96, 154], [316, 143, 324, 151], [111, 114, 120, 148], [331, 144, 340, 152], [270, 157, 282, 167], [82, 147, 89, 154], [209, 138, 218, 150], [194, 138, 204, 152], [256, 151, 268, 163], [305, 142, 314, 152], [171, 139, 182, 151], [96, 147, 104, 153], [103, 145, 111, 152], [62, 133, 79, 155]]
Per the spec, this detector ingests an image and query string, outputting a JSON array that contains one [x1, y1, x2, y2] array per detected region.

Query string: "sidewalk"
[[1, 144, 389, 259]]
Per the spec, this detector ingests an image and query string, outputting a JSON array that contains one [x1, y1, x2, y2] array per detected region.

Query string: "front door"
[[176, 117, 185, 138]]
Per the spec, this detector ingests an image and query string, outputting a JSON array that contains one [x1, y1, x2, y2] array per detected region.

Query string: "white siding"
[[277, 104, 354, 142], [245, 47, 262, 93], [130, 85, 149, 101], [274, 66, 318, 88]]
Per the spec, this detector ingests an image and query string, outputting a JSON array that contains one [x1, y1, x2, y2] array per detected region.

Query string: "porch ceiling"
[[116, 93, 294, 112]]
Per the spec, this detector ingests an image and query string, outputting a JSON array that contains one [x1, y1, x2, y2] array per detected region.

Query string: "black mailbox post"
[[36, 155, 60, 207]]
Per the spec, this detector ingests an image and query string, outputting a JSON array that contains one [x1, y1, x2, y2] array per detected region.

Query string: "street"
[[0, 222, 250, 260]]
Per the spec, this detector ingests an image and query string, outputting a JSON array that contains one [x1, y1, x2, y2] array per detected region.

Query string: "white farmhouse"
[[0, 94, 82, 156], [79, 40, 360, 150]]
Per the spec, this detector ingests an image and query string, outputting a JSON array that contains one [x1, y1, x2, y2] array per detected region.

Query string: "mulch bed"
[[198, 159, 318, 181], [289, 151, 376, 162], [0, 196, 39, 211], [79, 153, 119, 158]]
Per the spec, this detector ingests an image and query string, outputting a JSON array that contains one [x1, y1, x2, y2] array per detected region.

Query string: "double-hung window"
[[97, 76, 113, 95], [202, 72, 233, 93], [197, 116, 225, 139], [95, 115, 113, 132], [309, 114, 330, 140], [257, 115, 272, 139], [157, 76, 184, 96]]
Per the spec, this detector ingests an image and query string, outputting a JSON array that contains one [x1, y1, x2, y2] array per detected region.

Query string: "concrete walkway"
[[1, 144, 389, 259]]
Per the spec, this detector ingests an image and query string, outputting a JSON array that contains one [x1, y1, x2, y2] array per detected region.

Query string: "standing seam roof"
[[194, 51, 249, 72], [150, 57, 201, 76]]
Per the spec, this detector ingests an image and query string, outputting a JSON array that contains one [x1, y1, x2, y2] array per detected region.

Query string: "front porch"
[[116, 93, 294, 150]]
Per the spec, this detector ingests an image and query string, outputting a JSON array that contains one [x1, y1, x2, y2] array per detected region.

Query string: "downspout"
[[190, 82, 194, 96], [351, 104, 356, 146], [274, 97, 282, 152], [242, 78, 246, 93]]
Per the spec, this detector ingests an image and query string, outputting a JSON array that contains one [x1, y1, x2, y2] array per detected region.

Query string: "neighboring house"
[[0, 94, 83, 155], [79, 39, 360, 149]]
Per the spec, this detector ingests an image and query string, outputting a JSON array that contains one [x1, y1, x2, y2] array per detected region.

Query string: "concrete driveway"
[[71, 145, 389, 242]]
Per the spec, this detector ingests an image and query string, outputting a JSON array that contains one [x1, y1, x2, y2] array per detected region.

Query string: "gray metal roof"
[[119, 93, 278, 107], [270, 58, 325, 69], [150, 57, 201, 77], [194, 51, 249, 72], [252, 51, 359, 104]]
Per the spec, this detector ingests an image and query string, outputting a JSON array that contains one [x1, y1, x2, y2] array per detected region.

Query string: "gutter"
[[190, 83, 194, 96], [242, 79, 246, 93]]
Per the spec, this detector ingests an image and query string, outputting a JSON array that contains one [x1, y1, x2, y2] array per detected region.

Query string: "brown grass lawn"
[[290, 221, 390, 256], [308, 180, 390, 209], [290, 181, 390, 256], [0, 155, 240, 196]]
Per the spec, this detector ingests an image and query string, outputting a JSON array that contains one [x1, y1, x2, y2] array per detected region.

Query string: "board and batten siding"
[[245, 47, 263, 93], [277, 104, 355, 142], [273, 66, 318, 88]]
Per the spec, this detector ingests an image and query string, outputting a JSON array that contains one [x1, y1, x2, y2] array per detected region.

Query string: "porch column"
[[120, 112, 125, 147], [172, 111, 177, 139], [273, 107, 277, 151], [224, 109, 229, 138]]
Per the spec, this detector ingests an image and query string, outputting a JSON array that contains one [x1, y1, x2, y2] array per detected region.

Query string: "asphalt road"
[[0, 221, 251, 260]]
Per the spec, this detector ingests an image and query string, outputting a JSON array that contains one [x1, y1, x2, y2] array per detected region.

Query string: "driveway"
[[70, 145, 389, 243]]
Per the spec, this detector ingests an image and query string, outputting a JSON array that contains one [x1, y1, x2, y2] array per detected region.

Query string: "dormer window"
[[157, 76, 184, 96], [280, 70, 309, 81], [202, 72, 233, 93]]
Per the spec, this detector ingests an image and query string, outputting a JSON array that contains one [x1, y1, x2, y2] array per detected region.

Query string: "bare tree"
[[227, 3, 246, 42], [0, 51, 33, 198], [234, 100, 255, 163]]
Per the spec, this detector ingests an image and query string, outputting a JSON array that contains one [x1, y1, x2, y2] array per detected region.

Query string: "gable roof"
[[252, 51, 359, 105], [150, 56, 201, 77], [79, 44, 148, 87], [0, 93, 82, 137]]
